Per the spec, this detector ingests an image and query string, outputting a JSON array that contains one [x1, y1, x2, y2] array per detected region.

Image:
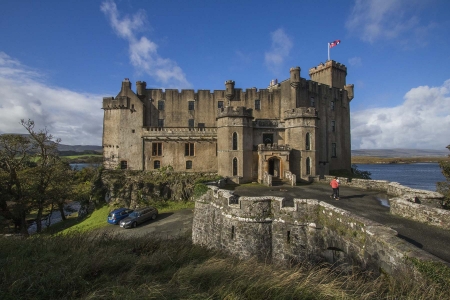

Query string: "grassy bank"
[[1, 233, 448, 299], [352, 156, 450, 164]]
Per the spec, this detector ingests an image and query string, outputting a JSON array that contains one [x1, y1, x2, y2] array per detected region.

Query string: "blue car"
[[107, 208, 134, 225]]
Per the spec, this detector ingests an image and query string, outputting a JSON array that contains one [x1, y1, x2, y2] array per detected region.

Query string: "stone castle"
[[102, 60, 354, 183]]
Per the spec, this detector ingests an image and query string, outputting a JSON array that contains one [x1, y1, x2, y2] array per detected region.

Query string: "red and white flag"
[[329, 40, 341, 48]]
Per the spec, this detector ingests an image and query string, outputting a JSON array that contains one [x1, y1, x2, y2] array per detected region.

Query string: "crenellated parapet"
[[193, 186, 446, 275], [102, 96, 130, 110], [309, 60, 347, 75], [284, 107, 318, 119], [217, 106, 253, 119]]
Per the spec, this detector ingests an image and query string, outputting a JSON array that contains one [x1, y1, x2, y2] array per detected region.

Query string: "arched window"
[[233, 157, 238, 176], [306, 133, 311, 150], [306, 157, 311, 175], [232, 132, 238, 150]]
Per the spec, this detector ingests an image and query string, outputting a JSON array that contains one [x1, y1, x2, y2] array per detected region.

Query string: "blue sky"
[[1, 0, 449, 149]]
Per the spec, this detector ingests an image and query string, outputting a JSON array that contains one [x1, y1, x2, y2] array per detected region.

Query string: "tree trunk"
[[58, 202, 66, 221], [36, 207, 43, 233]]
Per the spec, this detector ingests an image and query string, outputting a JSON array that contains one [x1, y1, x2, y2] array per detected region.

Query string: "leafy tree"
[[0, 120, 75, 234], [0, 134, 33, 235], [437, 145, 450, 207]]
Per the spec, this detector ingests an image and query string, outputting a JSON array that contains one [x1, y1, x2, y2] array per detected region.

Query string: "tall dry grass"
[[0, 233, 448, 299]]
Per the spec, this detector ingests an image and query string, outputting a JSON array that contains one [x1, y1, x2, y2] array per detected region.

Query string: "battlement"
[[217, 106, 253, 119], [308, 60, 347, 75], [284, 107, 318, 119], [193, 186, 445, 275], [102, 96, 130, 109]]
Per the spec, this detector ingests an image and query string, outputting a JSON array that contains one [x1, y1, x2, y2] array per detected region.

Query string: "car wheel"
[[151, 214, 157, 220], [132, 222, 137, 228]]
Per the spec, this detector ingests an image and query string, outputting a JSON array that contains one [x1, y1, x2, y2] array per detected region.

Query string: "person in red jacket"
[[330, 177, 339, 200]]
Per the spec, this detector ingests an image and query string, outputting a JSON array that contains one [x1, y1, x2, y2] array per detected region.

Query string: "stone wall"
[[390, 197, 450, 230], [192, 186, 446, 276], [315, 175, 448, 229]]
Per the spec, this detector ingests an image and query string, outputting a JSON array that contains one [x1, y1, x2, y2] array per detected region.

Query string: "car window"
[[129, 212, 138, 218]]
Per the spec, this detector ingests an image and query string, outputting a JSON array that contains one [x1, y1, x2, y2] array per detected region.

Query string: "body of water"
[[70, 163, 99, 170], [356, 163, 446, 192]]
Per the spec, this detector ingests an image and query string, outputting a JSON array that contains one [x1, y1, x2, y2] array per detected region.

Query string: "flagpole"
[[328, 43, 330, 61]]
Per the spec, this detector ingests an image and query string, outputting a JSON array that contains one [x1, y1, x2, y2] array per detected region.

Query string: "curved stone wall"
[[192, 186, 446, 276]]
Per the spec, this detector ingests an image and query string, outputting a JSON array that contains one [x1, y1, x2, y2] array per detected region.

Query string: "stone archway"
[[268, 157, 281, 178]]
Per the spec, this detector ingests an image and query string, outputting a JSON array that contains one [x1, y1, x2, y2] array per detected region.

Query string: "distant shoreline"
[[352, 156, 449, 164]]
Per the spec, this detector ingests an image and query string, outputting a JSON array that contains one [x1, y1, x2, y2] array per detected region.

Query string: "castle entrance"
[[268, 157, 280, 178]]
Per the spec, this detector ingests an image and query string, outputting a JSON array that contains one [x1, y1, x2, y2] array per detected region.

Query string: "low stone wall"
[[314, 175, 448, 229], [390, 197, 450, 230], [192, 187, 446, 276]]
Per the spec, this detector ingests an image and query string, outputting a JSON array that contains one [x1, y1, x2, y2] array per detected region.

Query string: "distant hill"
[[57, 144, 102, 152], [352, 149, 449, 158]]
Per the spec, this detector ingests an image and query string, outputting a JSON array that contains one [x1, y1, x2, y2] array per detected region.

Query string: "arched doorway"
[[268, 157, 280, 178]]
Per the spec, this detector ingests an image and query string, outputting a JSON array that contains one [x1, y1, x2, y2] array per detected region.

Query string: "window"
[[132, 129, 135, 133], [263, 133, 273, 145], [331, 100, 335, 111], [154, 160, 160, 169], [185, 143, 195, 156], [152, 143, 162, 156], [158, 100, 164, 110], [186, 160, 192, 169], [158, 119, 164, 127], [188, 119, 194, 128], [255, 99, 261, 110], [332, 143, 337, 158], [233, 158, 238, 176], [198, 123, 205, 130], [232, 132, 238, 150], [306, 133, 311, 150], [120, 161, 127, 170], [287, 231, 291, 243], [131, 104, 135, 110], [231, 226, 235, 239], [306, 157, 311, 175], [331, 120, 336, 132], [310, 97, 315, 107], [188, 101, 195, 110], [218, 101, 224, 109]]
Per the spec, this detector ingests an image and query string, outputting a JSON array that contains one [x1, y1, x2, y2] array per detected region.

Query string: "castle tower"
[[216, 106, 254, 184], [290, 67, 301, 108], [225, 80, 235, 104], [284, 107, 319, 181], [136, 81, 147, 96], [308, 60, 347, 89]]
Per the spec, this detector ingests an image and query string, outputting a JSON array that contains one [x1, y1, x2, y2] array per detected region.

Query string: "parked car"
[[107, 208, 134, 225], [119, 206, 158, 229]]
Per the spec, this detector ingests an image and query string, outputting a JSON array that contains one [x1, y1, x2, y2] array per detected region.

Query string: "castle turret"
[[289, 67, 301, 89], [309, 60, 347, 89], [225, 80, 235, 102], [216, 106, 254, 184], [136, 81, 147, 96]]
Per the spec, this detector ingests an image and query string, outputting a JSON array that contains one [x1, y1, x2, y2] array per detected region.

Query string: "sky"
[[0, 0, 449, 150]]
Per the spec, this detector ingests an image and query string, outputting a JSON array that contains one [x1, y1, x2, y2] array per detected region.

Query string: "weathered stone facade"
[[102, 60, 354, 183], [192, 186, 446, 276]]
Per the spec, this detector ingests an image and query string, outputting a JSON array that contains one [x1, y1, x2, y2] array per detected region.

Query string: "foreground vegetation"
[[1, 232, 449, 300]]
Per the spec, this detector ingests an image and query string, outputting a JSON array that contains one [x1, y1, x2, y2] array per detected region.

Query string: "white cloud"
[[101, 0, 190, 88], [0, 52, 103, 145], [351, 80, 450, 149], [348, 56, 362, 67], [264, 28, 293, 74], [346, 0, 433, 45]]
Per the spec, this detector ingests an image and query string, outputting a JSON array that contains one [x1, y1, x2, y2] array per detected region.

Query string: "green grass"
[[1, 233, 448, 300], [58, 205, 110, 235]]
